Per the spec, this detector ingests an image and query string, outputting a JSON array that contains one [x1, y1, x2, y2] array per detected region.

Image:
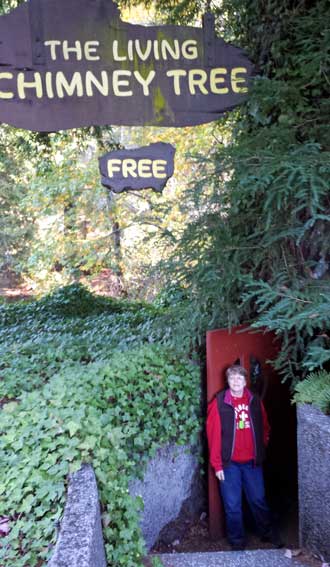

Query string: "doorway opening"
[[205, 326, 298, 550], [151, 326, 299, 556]]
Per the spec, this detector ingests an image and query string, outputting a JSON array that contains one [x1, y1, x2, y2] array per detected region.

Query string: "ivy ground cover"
[[0, 285, 201, 566]]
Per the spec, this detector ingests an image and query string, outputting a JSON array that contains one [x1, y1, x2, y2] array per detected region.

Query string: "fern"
[[151, 0, 330, 385], [293, 370, 330, 415]]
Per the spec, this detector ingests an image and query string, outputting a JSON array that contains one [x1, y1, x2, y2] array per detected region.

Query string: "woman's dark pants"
[[219, 460, 271, 546]]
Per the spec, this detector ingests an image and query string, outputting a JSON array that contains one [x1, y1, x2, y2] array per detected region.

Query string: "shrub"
[[0, 284, 166, 399], [293, 370, 330, 415], [0, 337, 201, 566]]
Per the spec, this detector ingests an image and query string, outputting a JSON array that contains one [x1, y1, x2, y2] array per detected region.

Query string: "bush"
[[0, 285, 164, 399], [0, 286, 201, 567], [293, 370, 330, 415], [0, 283, 156, 324]]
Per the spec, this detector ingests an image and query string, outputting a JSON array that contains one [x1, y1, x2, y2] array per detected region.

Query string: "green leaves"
[[66, 421, 81, 437], [0, 291, 201, 567], [2, 401, 19, 413], [293, 370, 330, 414], [152, 0, 330, 385]]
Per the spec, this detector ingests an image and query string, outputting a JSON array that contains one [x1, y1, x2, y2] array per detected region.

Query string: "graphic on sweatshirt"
[[235, 403, 250, 430]]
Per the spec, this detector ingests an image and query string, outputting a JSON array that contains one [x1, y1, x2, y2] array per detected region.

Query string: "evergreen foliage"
[[293, 370, 330, 414], [154, 0, 330, 384]]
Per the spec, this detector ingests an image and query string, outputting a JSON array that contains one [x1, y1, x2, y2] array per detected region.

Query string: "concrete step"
[[156, 549, 310, 567]]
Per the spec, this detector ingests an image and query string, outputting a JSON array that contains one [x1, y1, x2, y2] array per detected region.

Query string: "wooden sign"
[[0, 0, 254, 132], [99, 143, 175, 193]]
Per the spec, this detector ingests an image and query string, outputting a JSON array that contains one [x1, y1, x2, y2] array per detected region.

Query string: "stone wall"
[[47, 444, 204, 564], [47, 464, 107, 567], [129, 443, 204, 550], [297, 404, 330, 561]]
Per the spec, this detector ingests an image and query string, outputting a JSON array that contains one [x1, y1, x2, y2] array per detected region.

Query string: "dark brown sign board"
[[0, 0, 254, 132], [99, 143, 175, 193]]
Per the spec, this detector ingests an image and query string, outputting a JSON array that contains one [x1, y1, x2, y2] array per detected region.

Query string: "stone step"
[[156, 549, 310, 567]]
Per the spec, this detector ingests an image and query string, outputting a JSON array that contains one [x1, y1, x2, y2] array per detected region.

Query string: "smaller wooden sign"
[[99, 143, 176, 193]]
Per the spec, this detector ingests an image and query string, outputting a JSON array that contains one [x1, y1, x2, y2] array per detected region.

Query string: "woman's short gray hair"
[[225, 365, 247, 380]]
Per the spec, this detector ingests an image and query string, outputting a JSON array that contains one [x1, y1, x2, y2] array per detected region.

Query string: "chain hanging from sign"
[[0, 0, 254, 132]]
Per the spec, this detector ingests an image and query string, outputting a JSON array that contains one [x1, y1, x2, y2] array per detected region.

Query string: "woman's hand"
[[216, 470, 225, 481]]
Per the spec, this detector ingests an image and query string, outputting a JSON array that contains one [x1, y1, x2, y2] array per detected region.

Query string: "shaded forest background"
[[1, 0, 330, 381]]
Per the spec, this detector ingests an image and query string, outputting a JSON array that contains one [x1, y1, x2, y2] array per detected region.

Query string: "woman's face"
[[227, 372, 246, 397]]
